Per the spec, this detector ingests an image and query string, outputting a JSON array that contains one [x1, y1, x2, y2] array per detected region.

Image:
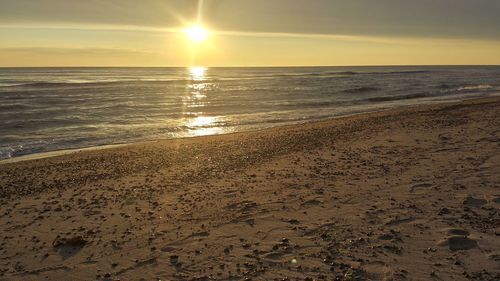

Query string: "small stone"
[[170, 255, 179, 264]]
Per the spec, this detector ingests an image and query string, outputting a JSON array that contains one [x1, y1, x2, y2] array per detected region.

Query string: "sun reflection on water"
[[189, 66, 207, 81], [183, 67, 228, 136], [190, 116, 217, 127], [183, 67, 209, 107], [187, 116, 226, 136]]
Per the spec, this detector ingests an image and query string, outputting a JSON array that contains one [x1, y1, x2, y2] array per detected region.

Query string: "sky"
[[0, 0, 499, 67]]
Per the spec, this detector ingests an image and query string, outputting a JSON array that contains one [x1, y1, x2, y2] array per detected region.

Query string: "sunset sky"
[[1, 0, 499, 67]]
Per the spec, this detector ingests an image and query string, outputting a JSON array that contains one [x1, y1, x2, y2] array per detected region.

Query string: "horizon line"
[[1, 64, 500, 68]]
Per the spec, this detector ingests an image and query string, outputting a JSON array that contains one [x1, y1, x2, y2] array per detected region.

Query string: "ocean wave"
[[0, 70, 436, 89], [335, 71, 359, 75], [363, 87, 497, 103], [0, 103, 35, 110], [0, 79, 187, 88], [366, 93, 431, 102], [385, 70, 432, 75], [288, 70, 433, 78], [435, 84, 498, 93], [457, 84, 494, 91], [438, 84, 454, 89], [2, 81, 120, 88], [342, 86, 381, 94], [326, 70, 432, 76], [243, 70, 433, 79], [301, 71, 359, 76]]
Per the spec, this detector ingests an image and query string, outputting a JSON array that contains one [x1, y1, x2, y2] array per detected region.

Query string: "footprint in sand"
[[438, 228, 478, 251], [52, 236, 87, 259], [462, 196, 487, 207], [446, 228, 470, 236], [361, 261, 394, 280], [301, 198, 322, 207], [488, 253, 500, 262], [409, 183, 432, 193], [439, 236, 478, 251]]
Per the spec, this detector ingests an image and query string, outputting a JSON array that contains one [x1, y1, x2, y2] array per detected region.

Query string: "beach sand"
[[0, 97, 499, 280]]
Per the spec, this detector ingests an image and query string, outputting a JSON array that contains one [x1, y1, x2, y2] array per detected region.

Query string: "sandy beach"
[[0, 97, 499, 280]]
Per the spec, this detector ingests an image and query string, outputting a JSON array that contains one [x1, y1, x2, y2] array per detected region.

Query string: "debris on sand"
[[463, 196, 487, 207], [52, 236, 87, 248], [438, 229, 478, 251]]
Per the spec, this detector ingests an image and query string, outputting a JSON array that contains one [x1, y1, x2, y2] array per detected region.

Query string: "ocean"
[[1, 66, 499, 160]]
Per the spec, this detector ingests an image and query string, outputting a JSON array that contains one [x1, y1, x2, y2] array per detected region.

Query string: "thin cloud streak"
[[3, 23, 500, 47], [0, 47, 160, 55], [0, 23, 181, 34]]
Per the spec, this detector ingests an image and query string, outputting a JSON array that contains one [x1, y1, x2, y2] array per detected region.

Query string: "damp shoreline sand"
[[0, 96, 499, 280]]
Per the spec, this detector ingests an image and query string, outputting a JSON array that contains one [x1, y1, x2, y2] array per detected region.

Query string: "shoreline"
[[2, 93, 498, 165], [0, 96, 499, 280]]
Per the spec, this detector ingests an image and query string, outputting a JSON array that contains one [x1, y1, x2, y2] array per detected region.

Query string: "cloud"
[[0, 0, 499, 40], [0, 46, 158, 56], [0, 46, 175, 67], [2, 23, 500, 47]]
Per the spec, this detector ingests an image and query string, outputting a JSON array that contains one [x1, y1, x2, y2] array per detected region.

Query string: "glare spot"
[[184, 25, 209, 43], [189, 66, 206, 81], [187, 116, 224, 136], [190, 116, 216, 127]]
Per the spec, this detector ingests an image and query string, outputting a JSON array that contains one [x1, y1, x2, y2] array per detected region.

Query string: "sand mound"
[[439, 236, 478, 251], [446, 228, 470, 236], [463, 196, 487, 207]]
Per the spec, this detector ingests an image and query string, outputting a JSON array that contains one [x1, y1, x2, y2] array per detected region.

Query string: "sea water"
[[1, 66, 499, 159]]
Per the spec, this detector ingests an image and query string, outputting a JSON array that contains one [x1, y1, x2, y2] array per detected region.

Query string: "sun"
[[184, 25, 209, 43]]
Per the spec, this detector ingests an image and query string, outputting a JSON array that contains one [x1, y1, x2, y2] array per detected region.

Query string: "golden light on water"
[[183, 66, 225, 136], [189, 66, 206, 81], [184, 67, 208, 106], [187, 116, 224, 136], [190, 116, 217, 127]]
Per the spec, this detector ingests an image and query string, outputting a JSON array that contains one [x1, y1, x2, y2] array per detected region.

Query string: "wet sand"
[[0, 97, 499, 280]]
